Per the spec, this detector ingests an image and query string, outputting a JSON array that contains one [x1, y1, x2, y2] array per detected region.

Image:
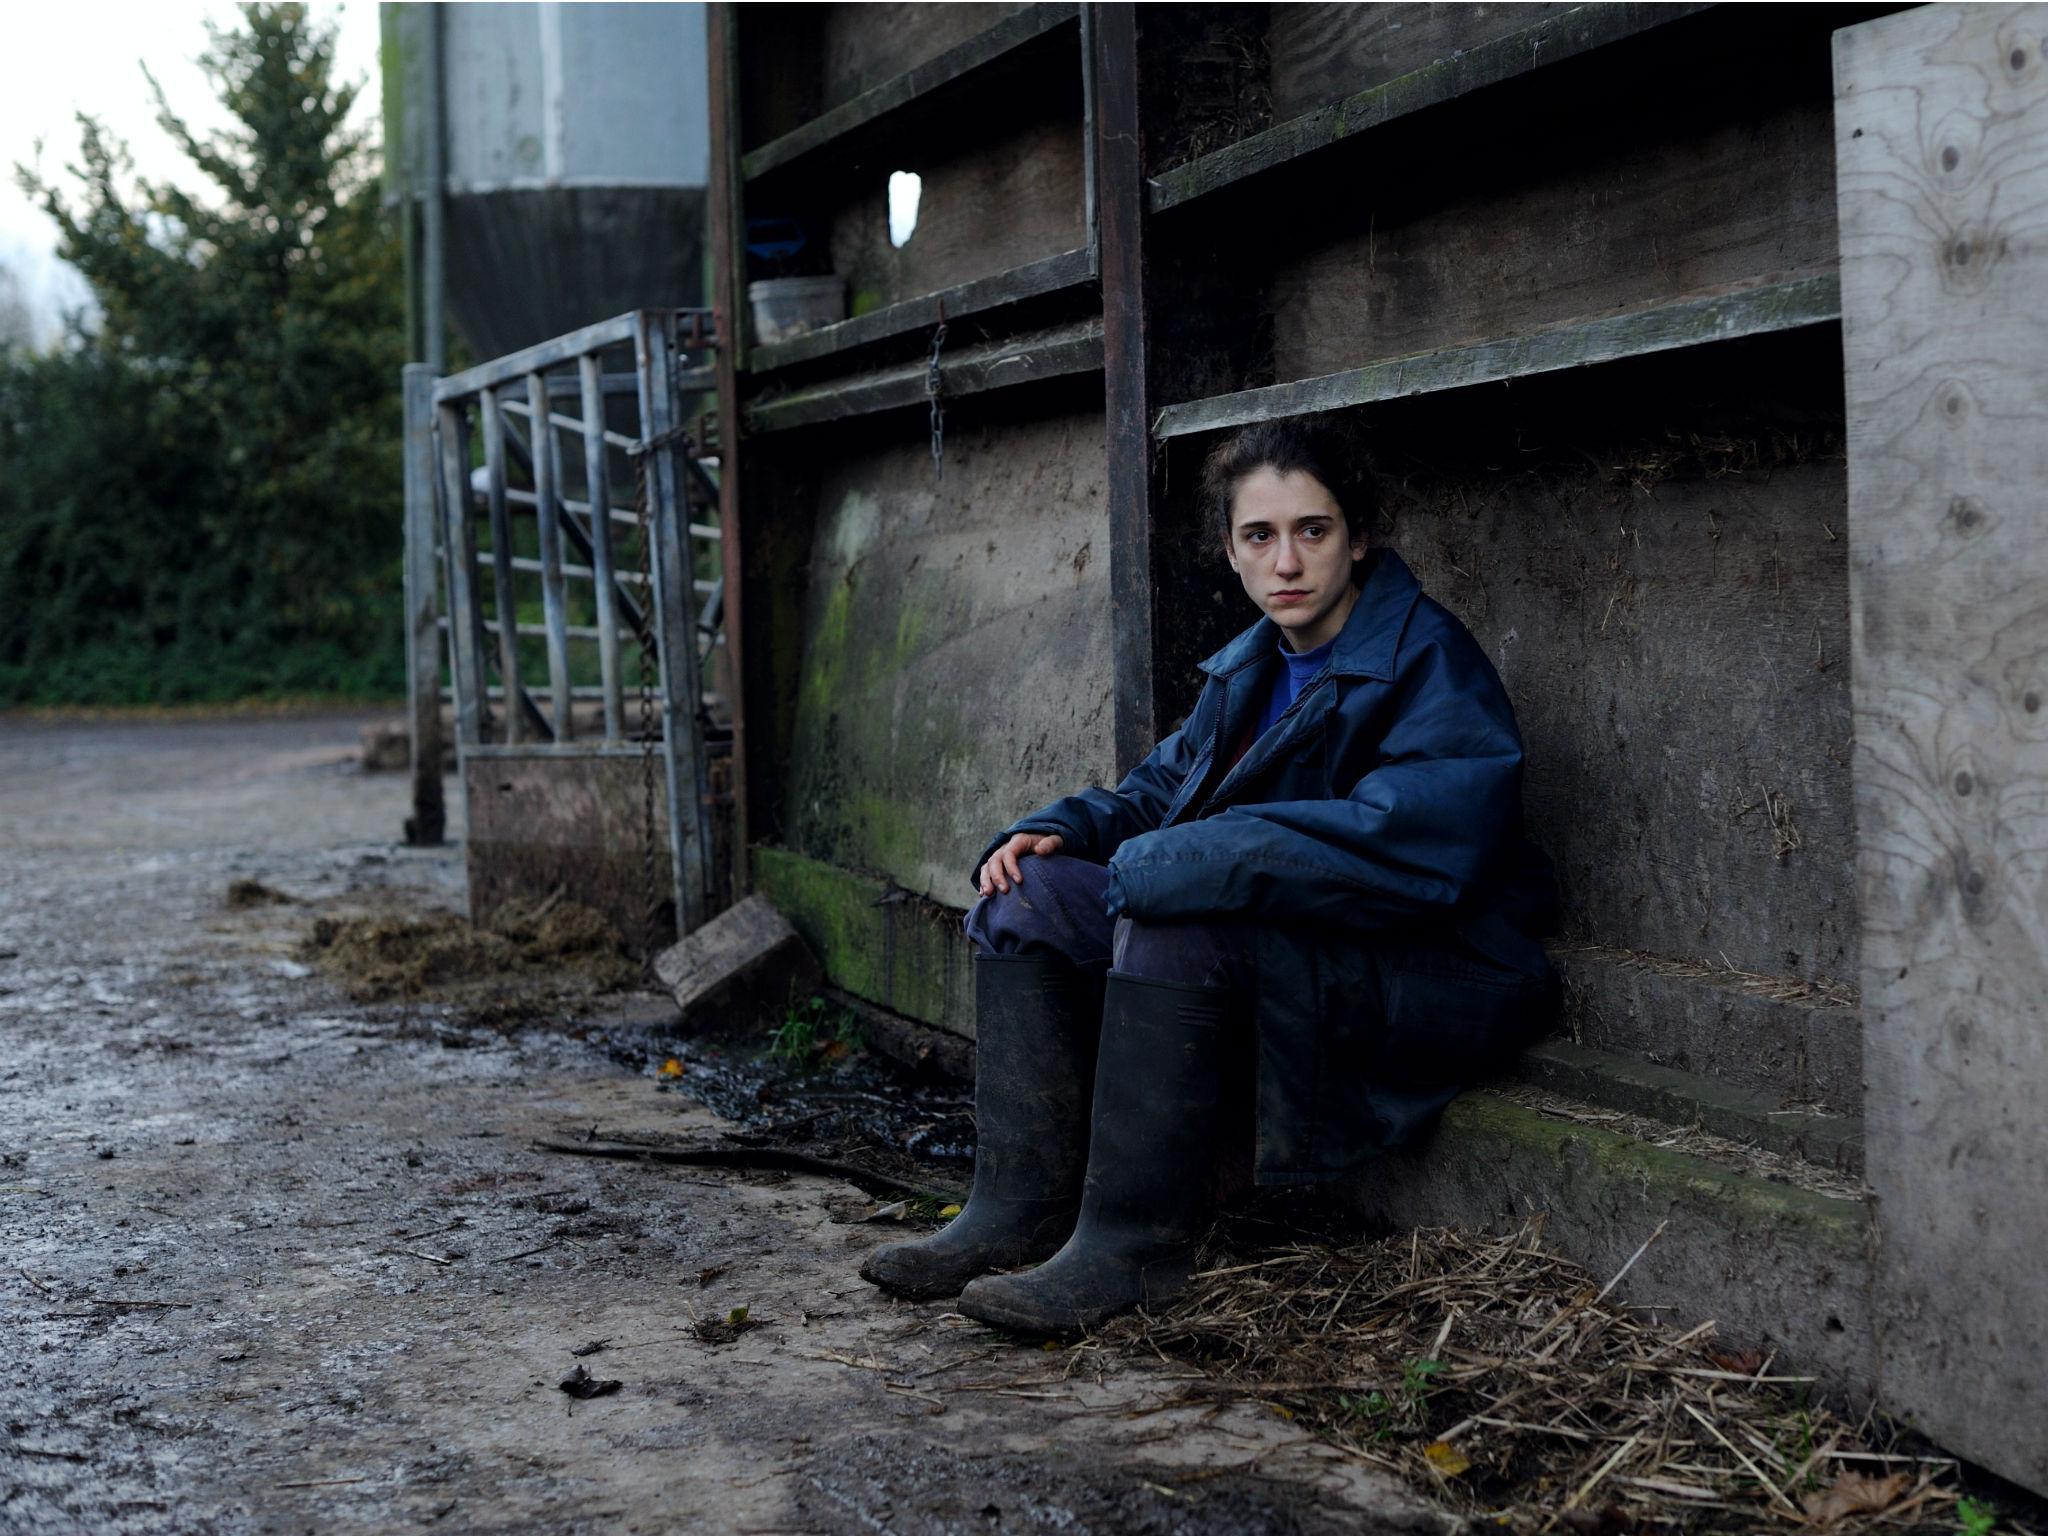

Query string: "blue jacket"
[[978, 547, 1559, 1180]]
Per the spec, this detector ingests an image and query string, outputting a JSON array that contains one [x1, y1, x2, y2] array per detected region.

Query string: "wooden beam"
[[1092, 3, 1154, 777], [709, 1, 752, 893], [1147, 3, 1712, 215], [1154, 275, 1840, 439], [745, 247, 1093, 374], [1837, 3, 2048, 1497], [743, 319, 1103, 434], [740, 3, 1079, 182]]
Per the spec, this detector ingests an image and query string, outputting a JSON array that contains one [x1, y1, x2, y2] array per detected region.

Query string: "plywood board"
[[1837, 2, 2048, 1494]]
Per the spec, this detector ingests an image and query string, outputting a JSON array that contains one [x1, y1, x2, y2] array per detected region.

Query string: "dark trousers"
[[964, 851, 1556, 1172], [963, 855, 1255, 993]]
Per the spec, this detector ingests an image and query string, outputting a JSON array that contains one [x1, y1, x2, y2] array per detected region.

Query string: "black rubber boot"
[[956, 969, 1225, 1334], [859, 952, 1104, 1300]]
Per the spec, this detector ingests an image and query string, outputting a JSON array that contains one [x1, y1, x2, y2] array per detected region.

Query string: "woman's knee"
[[964, 855, 1112, 963], [1113, 916, 1239, 990]]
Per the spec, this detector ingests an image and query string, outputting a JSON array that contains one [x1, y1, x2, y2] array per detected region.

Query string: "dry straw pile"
[[1098, 1220, 1991, 1534]]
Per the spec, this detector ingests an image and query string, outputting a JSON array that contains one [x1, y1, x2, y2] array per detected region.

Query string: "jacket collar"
[[1196, 547, 1421, 683]]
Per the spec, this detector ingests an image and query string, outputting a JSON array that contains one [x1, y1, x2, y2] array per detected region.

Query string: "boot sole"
[[857, 1253, 976, 1301]]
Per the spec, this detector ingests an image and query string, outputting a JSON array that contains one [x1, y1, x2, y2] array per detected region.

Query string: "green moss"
[[751, 847, 971, 1032], [1441, 1095, 1870, 1256], [849, 288, 885, 319]]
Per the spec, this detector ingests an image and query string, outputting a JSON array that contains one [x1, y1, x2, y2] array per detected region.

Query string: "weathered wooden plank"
[[746, 247, 1093, 374], [1837, 3, 2048, 1494], [1094, 5, 1155, 779], [401, 364, 446, 846], [524, 372, 576, 741], [816, 2, 1035, 111], [745, 318, 1103, 434], [742, 3, 1074, 180], [652, 893, 822, 1029], [1266, 73, 1841, 385], [1150, 3, 1703, 212], [1268, 2, 1578, 120], [1155, 276, 1840, 438]]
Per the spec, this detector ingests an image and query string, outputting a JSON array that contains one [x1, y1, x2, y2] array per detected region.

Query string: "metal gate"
[[400, 310, 727, 946]]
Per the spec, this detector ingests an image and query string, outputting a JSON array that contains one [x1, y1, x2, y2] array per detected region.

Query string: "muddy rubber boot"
[[859, 952, 1104, 1300], [956, 970, 1225, 1334]]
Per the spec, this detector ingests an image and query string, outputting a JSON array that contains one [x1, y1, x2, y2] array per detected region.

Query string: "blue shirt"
[[1252, 634, 1336, 741]]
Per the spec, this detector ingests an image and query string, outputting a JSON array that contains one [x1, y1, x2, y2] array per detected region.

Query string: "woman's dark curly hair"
[[1199, 417, 1379, 584]]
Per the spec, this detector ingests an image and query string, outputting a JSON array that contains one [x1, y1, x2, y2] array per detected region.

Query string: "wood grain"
[[1837, 1, 2048, 1493], [1265, 1, 1578, 121]]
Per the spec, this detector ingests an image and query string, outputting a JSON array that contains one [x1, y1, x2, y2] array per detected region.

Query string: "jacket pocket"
[[1373, 955, 1552, 1090]]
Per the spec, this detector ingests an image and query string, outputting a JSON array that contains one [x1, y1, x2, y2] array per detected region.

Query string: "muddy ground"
[[0, 712, 1449, 1536]]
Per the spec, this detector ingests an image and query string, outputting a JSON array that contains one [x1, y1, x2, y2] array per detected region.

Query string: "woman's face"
[[1225, 467, 1366, 649]]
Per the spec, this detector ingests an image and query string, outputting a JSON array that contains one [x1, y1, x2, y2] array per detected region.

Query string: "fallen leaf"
[[657, 1058, 684, 1079], [937, 1203, 962, 1218], [558, 1365, 622, 1400], [1706, 1346, 1766, 1375], [569, 1338, 610, 1358], [1800, 1471, 1911, 1526], [695, 1262, 730, 1288], [727, 1305, 749, 1325], [1423, 1441, 1471, 1477]]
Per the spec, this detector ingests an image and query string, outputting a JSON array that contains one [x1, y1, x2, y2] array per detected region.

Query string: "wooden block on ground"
[[653, 894, 822, 1029]]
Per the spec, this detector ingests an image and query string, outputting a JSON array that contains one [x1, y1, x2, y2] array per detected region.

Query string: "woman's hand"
[[976, 832, 1063, 897]]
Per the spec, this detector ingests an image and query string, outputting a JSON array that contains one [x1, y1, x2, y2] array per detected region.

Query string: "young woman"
[[861, 417, 1561, 1332]]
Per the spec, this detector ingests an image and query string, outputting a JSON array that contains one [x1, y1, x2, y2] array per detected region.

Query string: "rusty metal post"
[[1091, 3, 1156, 776], [402, 365, 446, 845], [525, 371, 576, 739], [636, 313, 712, 936]]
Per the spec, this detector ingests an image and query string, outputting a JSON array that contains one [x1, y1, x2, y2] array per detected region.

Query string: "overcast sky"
[[0, 1, 382, 345]]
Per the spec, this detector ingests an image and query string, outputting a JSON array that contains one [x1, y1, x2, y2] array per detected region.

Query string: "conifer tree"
[[5, 3, 404, 703]]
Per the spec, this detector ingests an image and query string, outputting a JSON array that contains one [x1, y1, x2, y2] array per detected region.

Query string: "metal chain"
[[926, 303, 947, 480]]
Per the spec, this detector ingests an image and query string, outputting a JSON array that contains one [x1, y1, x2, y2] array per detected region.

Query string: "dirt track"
[[0, 712, 1444, 1536]]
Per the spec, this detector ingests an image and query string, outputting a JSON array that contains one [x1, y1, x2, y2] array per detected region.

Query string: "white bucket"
[[748, 276, 847, 345]]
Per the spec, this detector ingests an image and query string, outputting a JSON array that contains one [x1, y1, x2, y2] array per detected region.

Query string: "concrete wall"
[[778, 406, 1114, 904]]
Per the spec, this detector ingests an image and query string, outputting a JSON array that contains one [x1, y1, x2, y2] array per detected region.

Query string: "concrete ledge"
[[1555, 945, 1864, 1114], [1517, 1039, 1865, 1175], [751, 845, 977, 1038], [1353, 1090, 1876, 1406]]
